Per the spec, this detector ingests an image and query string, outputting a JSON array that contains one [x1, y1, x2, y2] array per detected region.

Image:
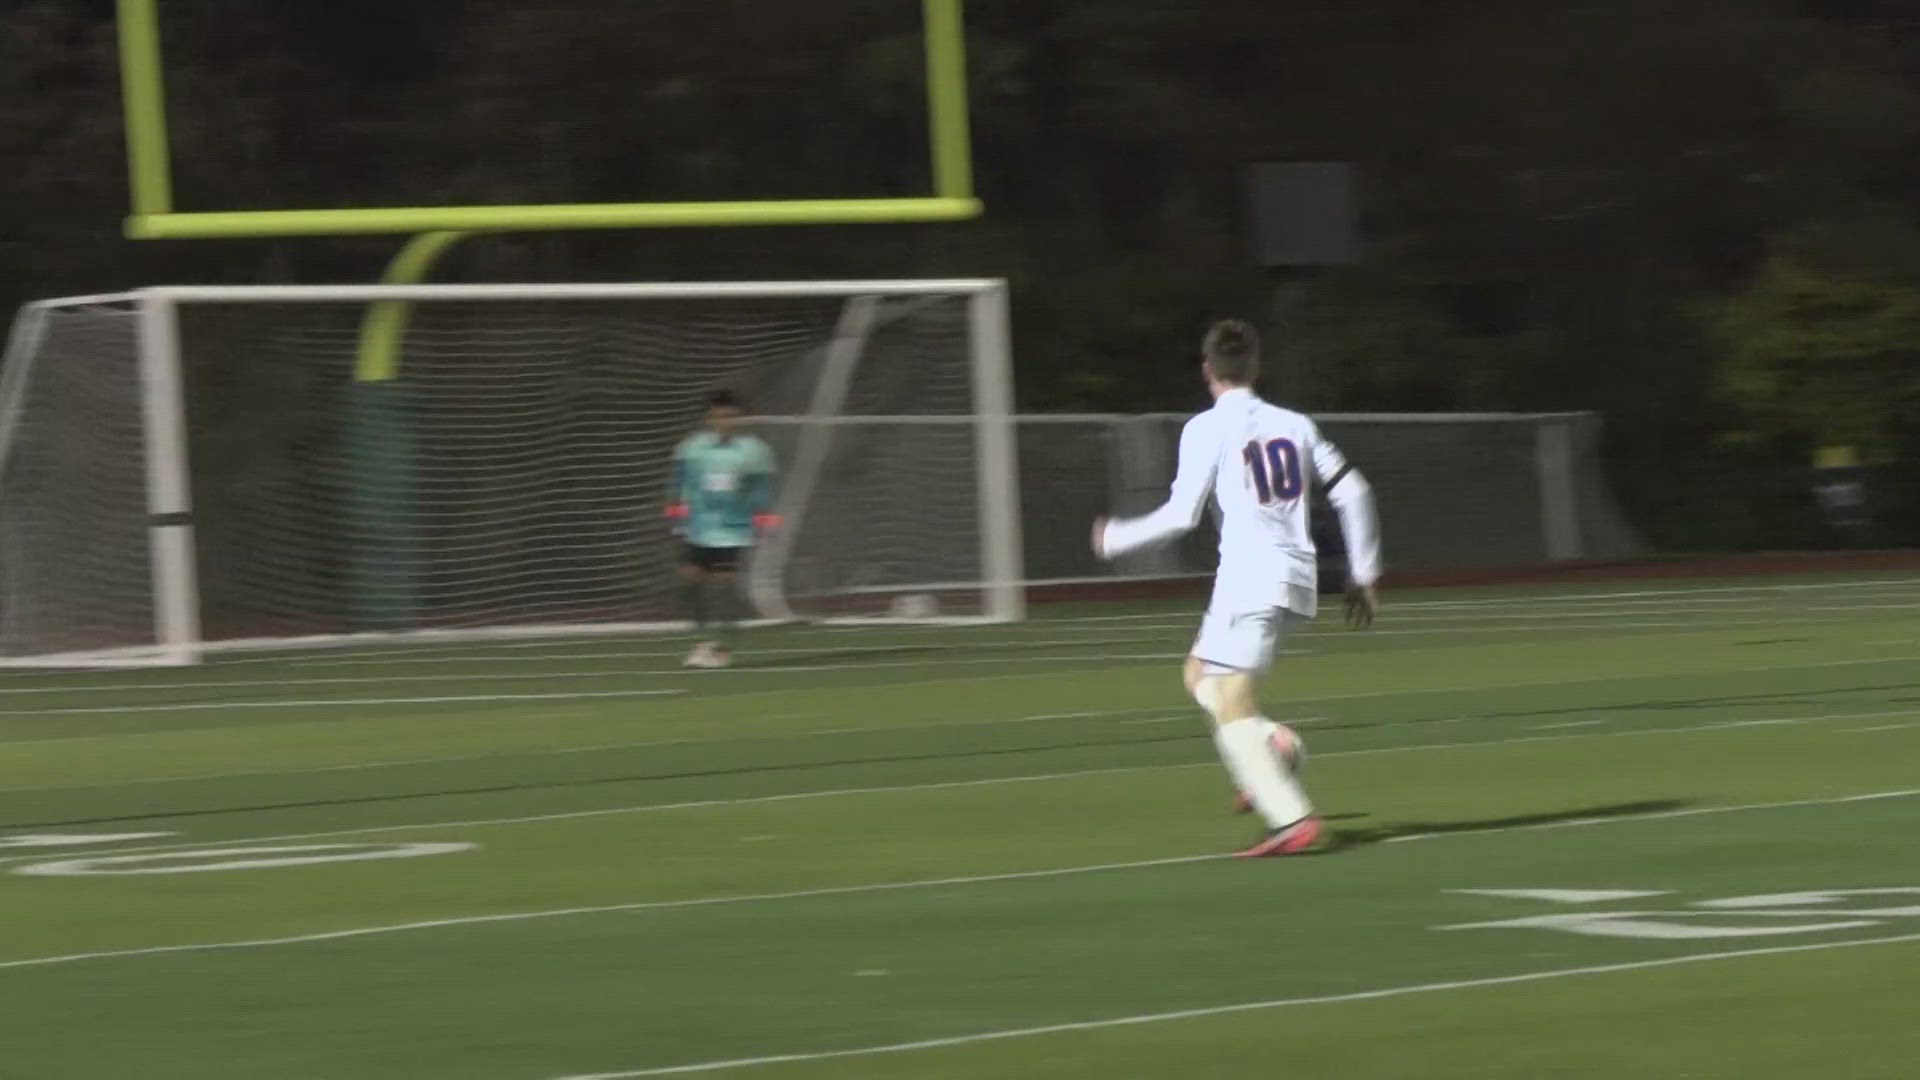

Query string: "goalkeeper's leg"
[[709, 569, 742, 659], [679, 558, 715, 667]]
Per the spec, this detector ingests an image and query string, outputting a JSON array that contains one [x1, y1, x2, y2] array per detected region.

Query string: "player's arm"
[[666, 437, 694, 532], [745, 437, 781, 532], [1309, 429, 1381, 627], [1095, 414, 1220, 560]]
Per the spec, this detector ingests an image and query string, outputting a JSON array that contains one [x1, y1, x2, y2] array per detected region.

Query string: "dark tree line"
[[3, 0, 1918, 547]]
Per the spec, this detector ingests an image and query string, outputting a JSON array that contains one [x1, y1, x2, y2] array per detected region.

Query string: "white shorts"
[[1191, 605, 1306, 675]]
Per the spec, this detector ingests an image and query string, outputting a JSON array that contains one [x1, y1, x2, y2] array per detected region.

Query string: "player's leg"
[[707, 567, 742, 665], [1190, 608, 1319, 856], [680, 549, 717, 667], [1184, 655, 1254, 814]]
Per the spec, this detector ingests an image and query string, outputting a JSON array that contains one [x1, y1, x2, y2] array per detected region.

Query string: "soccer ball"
[[890, 593, 940, 619], [1270, 722, 1306, 774]]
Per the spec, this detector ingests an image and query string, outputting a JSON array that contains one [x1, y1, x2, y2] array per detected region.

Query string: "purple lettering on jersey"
[[1243, 438, 1303, 505]]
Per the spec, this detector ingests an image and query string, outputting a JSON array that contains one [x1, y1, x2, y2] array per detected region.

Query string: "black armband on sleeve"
[[1322, 464, 1353, 491]]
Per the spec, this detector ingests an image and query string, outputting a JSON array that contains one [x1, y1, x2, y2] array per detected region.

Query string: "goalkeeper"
[[666, 389, 778, 668]]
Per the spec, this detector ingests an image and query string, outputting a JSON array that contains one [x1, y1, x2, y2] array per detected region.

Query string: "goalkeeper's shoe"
[[1235, 815, 1323, 858], [684, 641, 727, 669]]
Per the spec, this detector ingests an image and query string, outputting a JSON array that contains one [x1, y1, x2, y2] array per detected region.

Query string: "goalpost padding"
[[0, 281, 1020, 666]]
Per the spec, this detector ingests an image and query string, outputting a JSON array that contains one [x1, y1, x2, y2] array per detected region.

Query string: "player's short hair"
[[1202, 320, 1261, 385], [706, 388, 745, 412]]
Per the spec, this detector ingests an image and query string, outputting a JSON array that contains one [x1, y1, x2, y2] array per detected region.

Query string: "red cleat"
[[1235, 816, 1323, 858]]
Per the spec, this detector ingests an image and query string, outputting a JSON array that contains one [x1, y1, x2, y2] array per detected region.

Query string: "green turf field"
[[3, 572, 1919, 1078]]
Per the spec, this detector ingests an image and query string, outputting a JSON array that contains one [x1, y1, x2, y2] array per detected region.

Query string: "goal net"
[[0, 281, 1022, 666]]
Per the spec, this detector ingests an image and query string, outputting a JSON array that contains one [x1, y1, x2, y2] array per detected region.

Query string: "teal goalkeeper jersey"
[[673, 431, 777, 548]]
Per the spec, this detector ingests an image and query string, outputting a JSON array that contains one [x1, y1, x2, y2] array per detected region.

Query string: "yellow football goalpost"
[[116, 0, 982, 383], [105, 0, 994, 636]]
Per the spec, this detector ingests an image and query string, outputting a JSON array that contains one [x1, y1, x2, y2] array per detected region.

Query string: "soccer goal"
[[0, 280, 1022, 667]]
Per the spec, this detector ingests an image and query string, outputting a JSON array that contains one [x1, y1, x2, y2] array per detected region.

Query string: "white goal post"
[[0, 280, 1024, 667]]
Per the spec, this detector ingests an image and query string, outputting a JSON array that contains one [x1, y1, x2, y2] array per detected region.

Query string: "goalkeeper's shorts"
[[683, 544, 747, 572]]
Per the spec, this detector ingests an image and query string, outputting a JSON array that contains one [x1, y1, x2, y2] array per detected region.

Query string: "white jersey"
[[1101, 388, 1381, 617]]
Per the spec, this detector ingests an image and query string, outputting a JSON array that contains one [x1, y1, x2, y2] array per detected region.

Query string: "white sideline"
[[553, 930, 1920, 1078], [4, 784, 1918, 967]]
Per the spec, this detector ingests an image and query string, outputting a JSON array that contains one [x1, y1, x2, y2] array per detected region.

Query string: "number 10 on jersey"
[[1243, 438, 1303, 504]]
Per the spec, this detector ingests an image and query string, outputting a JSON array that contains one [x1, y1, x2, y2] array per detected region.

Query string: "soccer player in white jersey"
[[1093, 320, 1381, 858]]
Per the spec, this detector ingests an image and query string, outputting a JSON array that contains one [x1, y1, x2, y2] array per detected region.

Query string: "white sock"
[[1213, 717, 1312, 830]]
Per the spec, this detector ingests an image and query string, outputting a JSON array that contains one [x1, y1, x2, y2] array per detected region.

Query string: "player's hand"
[[1091, 516, 1109, 560], [753, 512, 782, 535], [1344, 583, 1377, 630]]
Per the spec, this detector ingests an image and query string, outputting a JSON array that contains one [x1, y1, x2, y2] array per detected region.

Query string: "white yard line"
[[0, 599, 1905, 691], [1342, 618, 1865, 638], [3, 648, 1915, 780], [1370, 577, 1920, 607], [0, 763, 1220, 866], [1843, 722, 1919, 733], [5, 707, 1915, 868], [0, 672, 728, 696], [0, 616, 1874, 696], [1385, 788, 1920, 843], [1804, 602, 1920, 612], [0, 852, 1223, 971], [0, 688, 687, 717], [0, 709, 1187, 794], [0, 577, 1898, 684], [1034, 577, 1920, 622], [4, 785, 1918, 977], [551, 930, 1920, 1078], [0, 639, 1178, 695], [0, 653, 1195, 706], [247, 635, 1180, 671], [1278, 654, 1920, 705]]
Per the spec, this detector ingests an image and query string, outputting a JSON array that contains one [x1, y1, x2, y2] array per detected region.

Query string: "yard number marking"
[[1445, 886, 1920, 939]]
